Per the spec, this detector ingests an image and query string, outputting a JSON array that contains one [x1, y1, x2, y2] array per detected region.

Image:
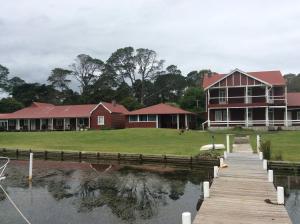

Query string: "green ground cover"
[[0, 129, 225, 156], [0, 128, 299, 161]]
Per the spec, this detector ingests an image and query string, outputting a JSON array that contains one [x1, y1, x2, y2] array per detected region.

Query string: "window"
[[97, 116, 105, 125], [297, 111, 300, 120], [148, 115, 156, 121], [140, 115, 148, 121], [215, 110, 223, 121], [219, 89, 226, 104], [129, 115, 138, 122], [56, 119, 63, 126]]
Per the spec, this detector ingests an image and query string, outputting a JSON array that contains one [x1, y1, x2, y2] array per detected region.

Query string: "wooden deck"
[[193, 143, 292, 224]]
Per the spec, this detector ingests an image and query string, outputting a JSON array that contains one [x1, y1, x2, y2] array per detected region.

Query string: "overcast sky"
[[1, 0, 300, 84]]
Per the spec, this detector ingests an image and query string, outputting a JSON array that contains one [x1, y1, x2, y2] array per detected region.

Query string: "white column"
[[75, 118, 78, 131], [208, 109, 210, 127], [63, 118, 66, 131], [29, 153, 33, 181], [245, 86, 248, 103], [265, 86, 269, 103], [245, 107, 249, 127], [40, 119, 42, 130], [28, 119, 31, 131], [226, 87, 228, 103], [177, 114, 180, 130], [284, 106, 288, 127], [265, 107, 269, 126], [226, 108, 229, 127], [226, 134, 230, 153], [88, 117, 91, 129], [51, 118, 54, 130], [156, 115, 159, 128], [6, 120, 8, 131], [16, 119, 20, 130], [182, 212, 191, 224], [185, 114, 188, 129]]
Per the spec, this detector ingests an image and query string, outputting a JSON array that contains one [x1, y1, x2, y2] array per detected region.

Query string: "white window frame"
[[215, 110, 223, 121], [129, 115, 157, 122], [129, 115, 138, 122], [97, 116, 105, 125], [297, 111, 300, 120], [219, 89, 226, 104]]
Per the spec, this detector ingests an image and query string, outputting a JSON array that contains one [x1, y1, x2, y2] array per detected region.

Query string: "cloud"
[[1, 0, 300, 86]]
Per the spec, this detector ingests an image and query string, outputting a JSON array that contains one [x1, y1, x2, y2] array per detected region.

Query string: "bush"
[[261, 140, 271, 160], [273, 151, 283, 161]]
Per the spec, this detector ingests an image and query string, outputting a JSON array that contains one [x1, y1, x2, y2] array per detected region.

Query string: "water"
[[274, 171, 300, 224], [0, 160, 212, 224]]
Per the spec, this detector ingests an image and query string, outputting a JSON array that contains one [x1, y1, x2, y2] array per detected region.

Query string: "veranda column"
[[177, 114, 180, 130], [51, 118, 54, 130], [226, 108, 229, 127], [156, 115, 159, 128], [63, 118, 66, 131], [185, 114, 188, 129], [284, 106, 288, 127], [28, 119, 31, 131], [6, 120, 8, 131], [245, 86, 248, 103], [88, 117, 91, 129], [75, 118, 78, 131], [40, 119, 42, 130], [265, 107, 269, 126], [245, 107, 249, 127], [208, 109, 210, 127], [16, 119, 20, 131]]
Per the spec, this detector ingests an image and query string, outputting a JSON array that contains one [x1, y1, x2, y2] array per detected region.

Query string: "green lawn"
[[0, 129, 226, 156], [0, 129, 299, 161]]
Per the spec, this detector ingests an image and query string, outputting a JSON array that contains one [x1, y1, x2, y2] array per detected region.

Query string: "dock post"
[[277, 186, 284, 205], [204, 181, 210, 198], [268, 170, 273, 182], [226, 134, 230, 153], [214, 166, 218, 178], [29, 152, 33, 181], [259, 151, 263, 160], [220, 158, 224, 167], [224, 151, 227, 159], [182, 212, 191, 224], [263, 159, 267, 170], [256, 135, 260, 152]]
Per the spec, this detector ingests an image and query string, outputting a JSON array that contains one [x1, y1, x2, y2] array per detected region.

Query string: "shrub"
[[261, 140, 271, 160], [273, 151, 283, 161]]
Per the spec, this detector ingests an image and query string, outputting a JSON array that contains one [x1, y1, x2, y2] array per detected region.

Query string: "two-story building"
[[203, 69, 300, 129]]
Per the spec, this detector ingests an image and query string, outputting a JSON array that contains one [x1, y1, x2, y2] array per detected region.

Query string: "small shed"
[[125, 103, 195, 129]]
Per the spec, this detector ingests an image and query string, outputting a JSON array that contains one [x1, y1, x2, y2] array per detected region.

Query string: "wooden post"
[[156, 115, 159, 128], [182, 212, 191, 224], [220, 158, 224, 167], [268, 170, 273, 182], [29, 153, 33, 181], [214, 166, 218, 178], [226, 108, 229, 127], [203, 181, 210, 198], [256, 135, 260, 152], [259, 151, 263, 160], [226, 134, 230, 153], [277, 186, 284, 205], [177, 114, 180, 130], [263, 159, 267, 170], [185, 114, 188, 130], [224, 151, 227, 159]]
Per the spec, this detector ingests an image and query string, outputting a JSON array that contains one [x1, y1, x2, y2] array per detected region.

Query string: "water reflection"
[[0, 161, 210, 224], [274, 171, 300, 224]]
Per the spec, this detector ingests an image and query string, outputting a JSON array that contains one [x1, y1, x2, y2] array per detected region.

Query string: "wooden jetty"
[[193, 143, 291, 224]]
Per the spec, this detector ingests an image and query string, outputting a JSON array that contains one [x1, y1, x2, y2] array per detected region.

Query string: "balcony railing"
[[208, 95, 286, 105]]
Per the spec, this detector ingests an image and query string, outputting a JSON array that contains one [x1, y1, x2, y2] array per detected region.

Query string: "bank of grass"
[[0, 129, 226, 156]]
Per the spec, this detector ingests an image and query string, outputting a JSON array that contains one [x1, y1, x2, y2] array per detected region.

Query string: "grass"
[[0, 129, 226, 156], [0, 128, 299, 161]]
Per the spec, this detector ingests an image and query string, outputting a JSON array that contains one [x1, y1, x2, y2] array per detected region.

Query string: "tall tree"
[[106, 47, 136, 85], [47, 68, 72, 91], [180, 87, 205, 113], [0, 98, 24, 113], [0, 64, 9, 92], [5, 76, 26, 94], [186, 69, 211, 87], [284, 73, 300, 92], [70, 54, 104, 93], [135, 48, 164, 104]]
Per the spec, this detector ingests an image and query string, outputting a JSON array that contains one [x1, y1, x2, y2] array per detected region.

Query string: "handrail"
[[0, 157, 9, 180]]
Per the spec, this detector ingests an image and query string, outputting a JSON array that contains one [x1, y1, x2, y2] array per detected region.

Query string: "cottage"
[[0, 101, 128, 131], [125, 103, 194, 129], [203, 69, 300, 128]]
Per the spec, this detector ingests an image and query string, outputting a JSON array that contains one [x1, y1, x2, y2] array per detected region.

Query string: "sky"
[[1, 0, 300, 84]]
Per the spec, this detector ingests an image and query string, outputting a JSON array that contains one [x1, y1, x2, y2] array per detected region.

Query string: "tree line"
[[0, 47, 207, 114]]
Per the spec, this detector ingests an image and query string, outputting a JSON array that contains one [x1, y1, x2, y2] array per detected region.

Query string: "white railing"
[[209, 95, 286, 104], [202, 120, 300, 128]]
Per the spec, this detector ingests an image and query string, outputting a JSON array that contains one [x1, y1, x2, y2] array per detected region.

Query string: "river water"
[[0, 160, 212, 224]]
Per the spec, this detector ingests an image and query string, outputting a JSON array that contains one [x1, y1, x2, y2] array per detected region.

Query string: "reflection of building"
[[0, 101, 128, 131], [202, 69, 300, 129]]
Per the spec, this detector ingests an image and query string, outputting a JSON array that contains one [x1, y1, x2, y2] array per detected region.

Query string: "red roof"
[[0, 102, 128, 119], [203, 70, 285, 89], [287, 93, 300, 107], [126, 103, 193, 115]]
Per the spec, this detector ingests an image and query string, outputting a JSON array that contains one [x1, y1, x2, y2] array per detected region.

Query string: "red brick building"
[[203, 69, 300, 128], [125, 103, 194, 129], [0, 101, 128, 131]]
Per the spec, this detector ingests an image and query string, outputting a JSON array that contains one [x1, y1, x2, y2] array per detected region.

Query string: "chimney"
[[112, 100, 116, 106]]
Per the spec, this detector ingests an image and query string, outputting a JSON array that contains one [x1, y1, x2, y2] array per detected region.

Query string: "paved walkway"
[[193, 143, 291, 224]]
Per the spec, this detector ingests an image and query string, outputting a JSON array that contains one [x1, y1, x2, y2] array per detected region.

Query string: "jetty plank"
[[193, 143, 291, 224]]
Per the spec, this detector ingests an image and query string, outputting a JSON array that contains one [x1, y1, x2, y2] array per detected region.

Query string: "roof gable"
[[202, 69, 285, 89]]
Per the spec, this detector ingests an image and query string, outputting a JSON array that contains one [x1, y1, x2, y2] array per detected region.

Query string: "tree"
[[5, 76, 26, 94], [284, 73, 300, 92], [135, 48, 164, 104], [0, 98, 24, 113], [0, 64, 9, 92], [48, 68, 72, 91], [106, 47, 136, 85], [70, 54, 105, 92], [180, 87, 205, 113], [153, 65, 187, 103], [186, 69, 211, 87]]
